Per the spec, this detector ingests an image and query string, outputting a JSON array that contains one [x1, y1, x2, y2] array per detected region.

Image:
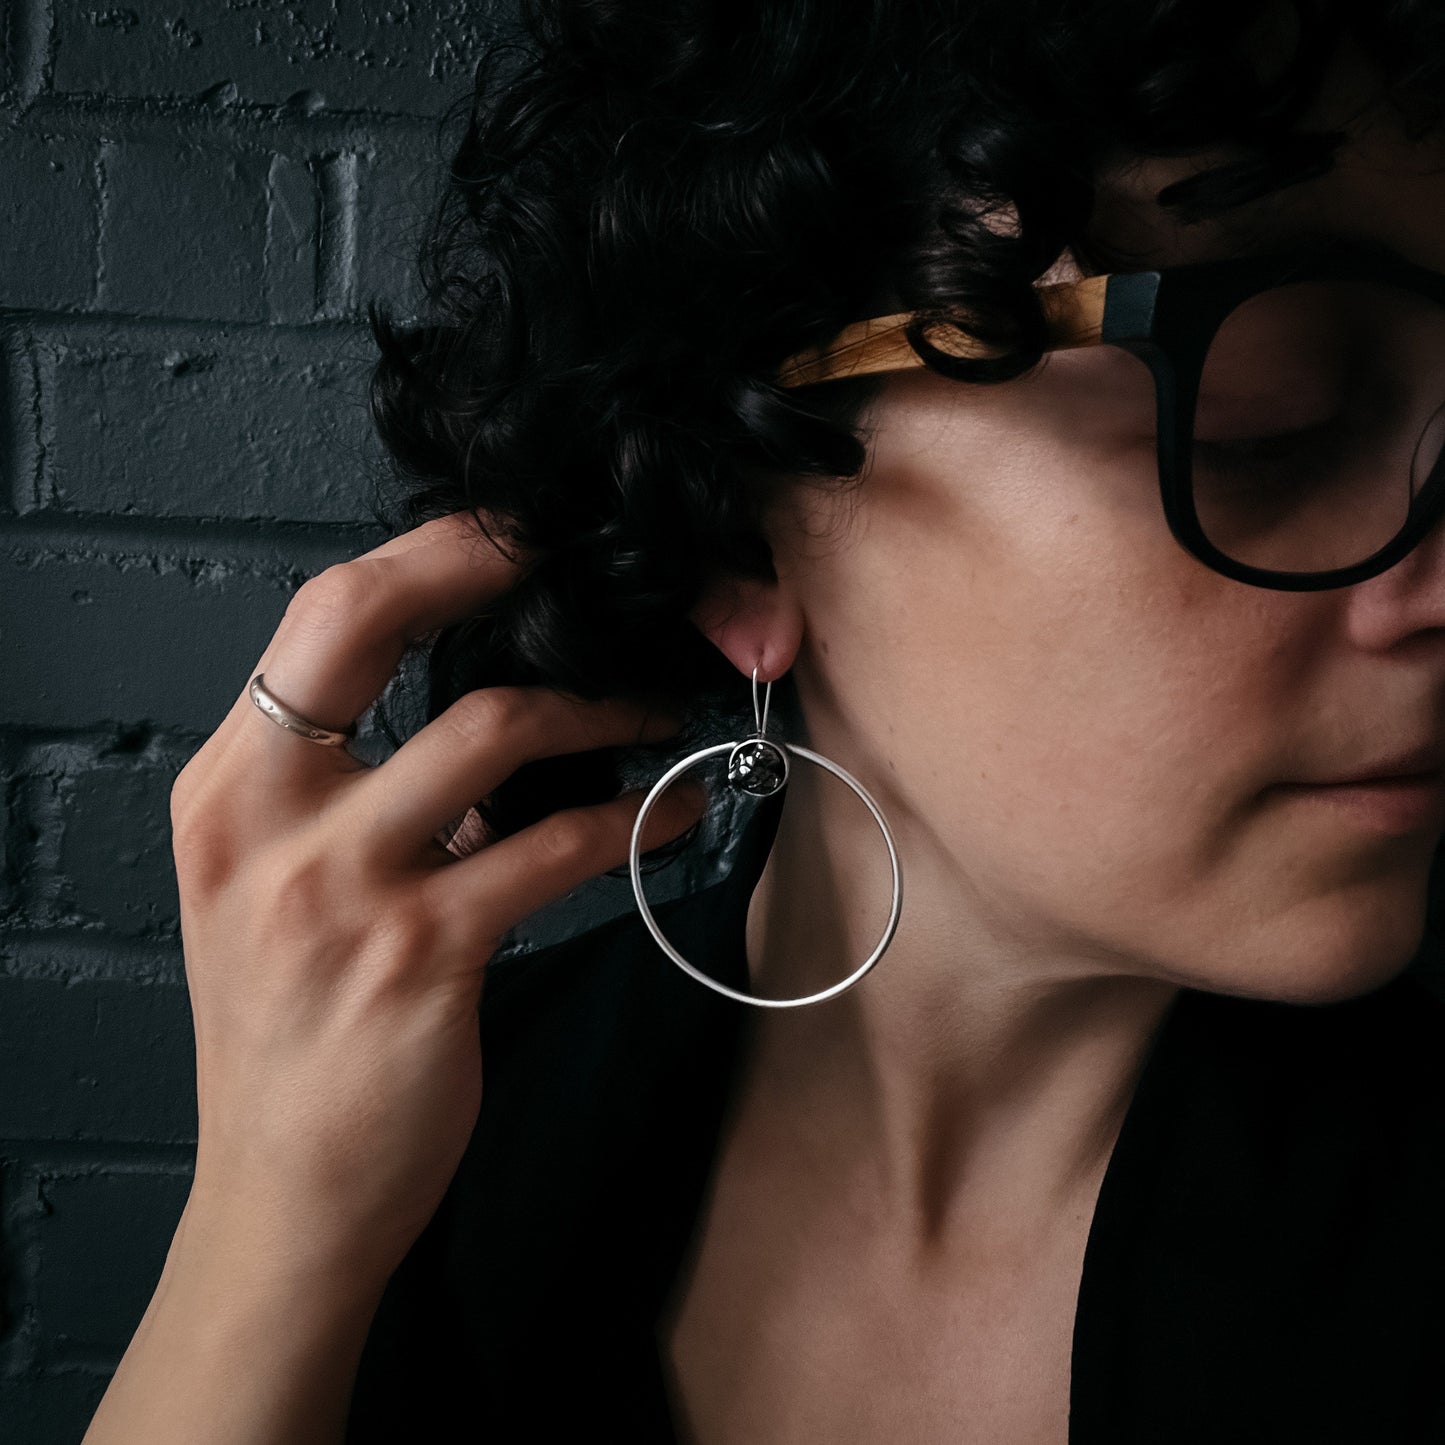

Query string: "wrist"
[[83, 1190, 389, 1445], [171, 1182, 401, 1312]]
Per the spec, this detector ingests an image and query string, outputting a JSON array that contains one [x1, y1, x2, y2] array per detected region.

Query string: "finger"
[[210, 511, 534, 791], [425, 779, 710, 944], [260, 509, 527, 728], [351, 685, 685, 859], [222, 509, 531, 774]]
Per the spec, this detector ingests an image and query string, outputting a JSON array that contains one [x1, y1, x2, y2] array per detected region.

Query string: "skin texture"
[[82, 516, 707, 1445], [663, 44, 1445, 1445], [81, 32, 1445, 1445]]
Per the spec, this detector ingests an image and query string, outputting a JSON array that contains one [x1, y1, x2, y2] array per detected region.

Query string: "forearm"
[[82, 1194, 391, 1445]]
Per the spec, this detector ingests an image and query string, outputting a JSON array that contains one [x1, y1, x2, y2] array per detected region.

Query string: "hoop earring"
[[628, 664, 904, 1008]]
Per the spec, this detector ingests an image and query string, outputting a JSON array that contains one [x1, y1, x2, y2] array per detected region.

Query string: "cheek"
[[802, 434, 1326, 897], [830, 424, 1233, 812], [792, 389, 1437, 998]]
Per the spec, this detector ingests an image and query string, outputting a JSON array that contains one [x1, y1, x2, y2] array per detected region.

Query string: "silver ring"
[[248, 673, 356, 747], [628, 736, 904, 1009]]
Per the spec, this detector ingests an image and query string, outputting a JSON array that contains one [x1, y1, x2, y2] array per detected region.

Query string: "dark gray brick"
[[97, 139, 272, 323], [41, 326, 381, 524], [0, 979, 196, 1144], [0, 1373, 111, 1443], [265, 153, 323, 320], [316, 149, 360, 318], [0, 545, 298, 732], [16, 733, 181, 936], [27, 1164, 192, 1359], [0, 0, 49, 106], [353, 137, 444, 321], [2, 762, 63, 925], [0, 770, 17, 920], [0, 132, 99, 312], [56, 745, 184, 938], [0, 10, 526, 1433], [52, 1, 503, 117], [2, 329, 49, 514]]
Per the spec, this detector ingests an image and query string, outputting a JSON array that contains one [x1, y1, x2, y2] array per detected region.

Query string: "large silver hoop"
[[628, 668, 903, 1009]]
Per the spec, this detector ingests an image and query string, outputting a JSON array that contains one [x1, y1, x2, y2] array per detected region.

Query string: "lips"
[[1272, 769, 1445, 835], [1305, 741, 1445, 787]]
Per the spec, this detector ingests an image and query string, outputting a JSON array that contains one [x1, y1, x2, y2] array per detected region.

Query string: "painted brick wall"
[[4, 7, 1443, 1442], [0, 5, 511, 1439], [0, 7, 753, 1434]]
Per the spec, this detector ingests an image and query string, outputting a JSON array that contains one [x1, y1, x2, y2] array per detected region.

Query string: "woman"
[[83, 1, 1445, 1442]]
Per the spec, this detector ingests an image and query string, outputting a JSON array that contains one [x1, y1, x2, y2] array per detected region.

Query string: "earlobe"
[[688, 570, 805, 683]]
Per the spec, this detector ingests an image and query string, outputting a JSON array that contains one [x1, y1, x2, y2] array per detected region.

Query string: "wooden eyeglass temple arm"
[[772, 273, 1110, 388]]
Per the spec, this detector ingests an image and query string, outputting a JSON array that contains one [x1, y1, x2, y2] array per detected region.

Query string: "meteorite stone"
[[727, 738, 788, 796]]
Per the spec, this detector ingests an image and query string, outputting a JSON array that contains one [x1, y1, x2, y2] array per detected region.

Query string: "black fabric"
[[345, 793, 1445, 1442]]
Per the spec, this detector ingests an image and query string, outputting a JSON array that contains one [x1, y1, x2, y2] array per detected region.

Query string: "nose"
[[1342, 478, 1445, 649]]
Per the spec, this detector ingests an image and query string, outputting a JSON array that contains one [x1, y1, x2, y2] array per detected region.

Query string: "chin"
[[1191, 897, 1432, 1008]]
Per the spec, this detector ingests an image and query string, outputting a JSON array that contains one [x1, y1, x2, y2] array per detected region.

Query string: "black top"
[[345, 795, 1445, 1443]]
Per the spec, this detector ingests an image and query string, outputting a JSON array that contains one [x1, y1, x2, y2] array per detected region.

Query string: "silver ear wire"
[[628, 665, 903, 1008], [752, 662, 771, 737], [729, 663, 787, 795]]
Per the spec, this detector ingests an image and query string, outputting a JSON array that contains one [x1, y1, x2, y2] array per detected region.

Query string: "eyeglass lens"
[[1191, 279, 1445, 574]]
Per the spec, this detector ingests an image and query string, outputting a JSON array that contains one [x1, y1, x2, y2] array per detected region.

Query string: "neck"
[[731, 753, 1181, 1255]]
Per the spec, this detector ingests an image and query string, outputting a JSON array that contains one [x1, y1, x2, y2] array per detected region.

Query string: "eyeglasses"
[[773, 238, 1445, 592]]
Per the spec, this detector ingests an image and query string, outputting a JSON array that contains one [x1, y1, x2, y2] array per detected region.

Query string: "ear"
[[688, 569, 805, 684]]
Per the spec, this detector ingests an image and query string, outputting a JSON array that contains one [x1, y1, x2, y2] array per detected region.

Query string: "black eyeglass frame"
[[774, 238, 1445, 592], [1104, 240, 1445, 592]]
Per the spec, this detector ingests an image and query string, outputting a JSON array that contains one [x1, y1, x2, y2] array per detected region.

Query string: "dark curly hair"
[[367, 0, 1445, 854]]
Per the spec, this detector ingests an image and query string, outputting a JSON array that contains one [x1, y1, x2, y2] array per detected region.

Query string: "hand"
[[168, 511, 706, 1289]]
